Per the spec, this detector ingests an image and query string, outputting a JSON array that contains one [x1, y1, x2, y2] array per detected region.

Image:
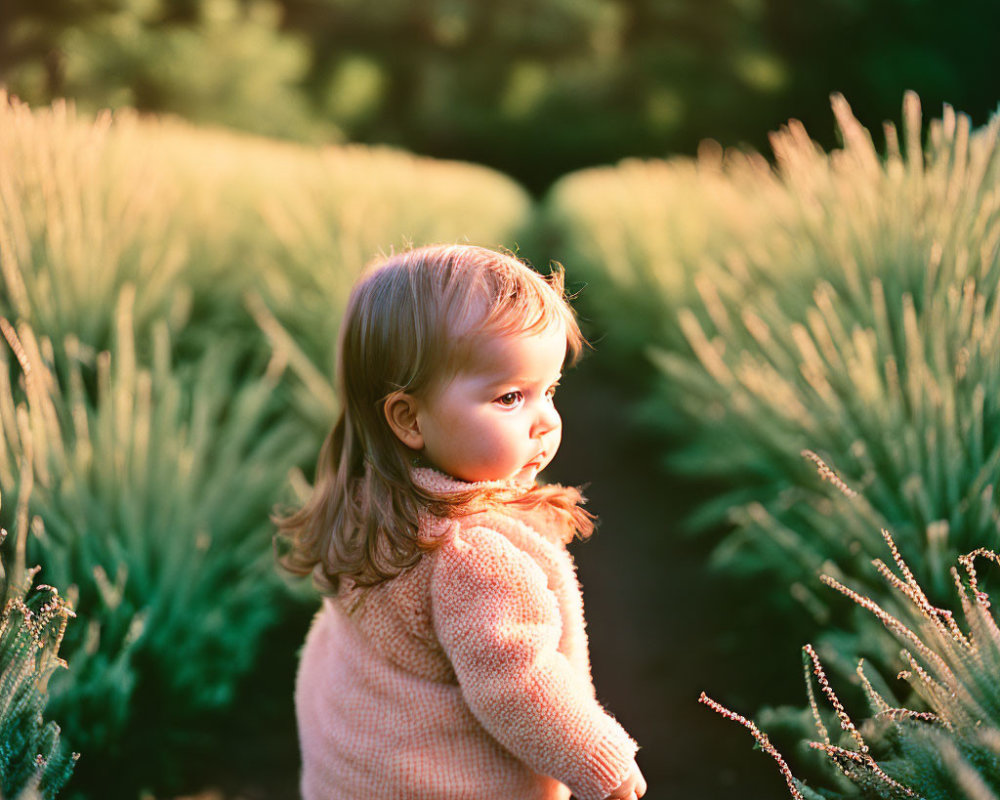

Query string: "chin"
[[511, 467, 541, 484]]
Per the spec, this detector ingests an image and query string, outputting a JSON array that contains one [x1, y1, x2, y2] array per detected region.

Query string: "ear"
[[383, 391, 424, 450]]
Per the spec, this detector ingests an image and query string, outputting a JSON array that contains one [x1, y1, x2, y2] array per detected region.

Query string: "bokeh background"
[[4, 0, 1000, 193], [2, 2, 1000, 799]]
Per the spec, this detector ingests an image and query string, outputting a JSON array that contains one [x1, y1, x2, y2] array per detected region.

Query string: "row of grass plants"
[[0, 93, 532, 798], [0, 424, 77, 799], [544, 93, 1000, 793], [704, 490, 1000, 798], [545, 92, 1000, 618]]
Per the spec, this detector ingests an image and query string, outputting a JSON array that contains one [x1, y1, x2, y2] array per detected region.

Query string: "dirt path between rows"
[[547, 365, 811, 800]]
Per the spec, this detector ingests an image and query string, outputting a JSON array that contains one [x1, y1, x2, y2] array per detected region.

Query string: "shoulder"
[[433, 514, 536, 568], [427, 514, 551, 594], [428, 519, 562, 632]]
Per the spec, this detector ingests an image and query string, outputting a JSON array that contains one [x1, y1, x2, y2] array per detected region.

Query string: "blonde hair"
[[275, 244, 594, 594]]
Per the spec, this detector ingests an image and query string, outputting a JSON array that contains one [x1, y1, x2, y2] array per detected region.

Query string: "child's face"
[[413, 324, 566, 485]]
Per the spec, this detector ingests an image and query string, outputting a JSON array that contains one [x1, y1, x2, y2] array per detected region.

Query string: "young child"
[[277, 244, 646, 800]]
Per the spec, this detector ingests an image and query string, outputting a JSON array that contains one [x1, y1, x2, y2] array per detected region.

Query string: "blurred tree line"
[[1, 0, 997, 194]]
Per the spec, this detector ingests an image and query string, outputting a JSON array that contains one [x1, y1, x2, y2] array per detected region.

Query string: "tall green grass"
[[703, 527, 1000, 799], [547, 94, 1000, 794], [0, 428, 77, 799], [0, 96, 191, 353], [0, 305, 309, 792], [0, 92, 534, 378], [247, 143, 534, 432], [543, 140, 796, 370], [0, 94, 534, 796], [546, 93, 1000, 622]]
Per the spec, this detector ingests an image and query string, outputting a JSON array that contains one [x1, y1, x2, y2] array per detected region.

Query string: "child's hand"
[[604, 761, 647, 799]]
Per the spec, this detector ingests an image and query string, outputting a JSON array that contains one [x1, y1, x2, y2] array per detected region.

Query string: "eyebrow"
[[482, 372, 563, 391]]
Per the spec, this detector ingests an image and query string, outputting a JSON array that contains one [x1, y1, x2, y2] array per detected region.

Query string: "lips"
[[525, 453, 545, 469]]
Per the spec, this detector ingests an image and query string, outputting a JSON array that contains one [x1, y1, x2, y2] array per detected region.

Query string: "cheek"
[[453, 411, 508, 451], [471, 414, 521, 456]]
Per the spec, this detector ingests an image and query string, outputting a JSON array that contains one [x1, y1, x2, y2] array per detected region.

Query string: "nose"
[[531, 400, 561, 439]]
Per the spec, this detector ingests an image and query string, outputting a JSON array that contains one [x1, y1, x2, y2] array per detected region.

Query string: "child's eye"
[[495, 391, 522, 407], [545, 383, 560, 400]]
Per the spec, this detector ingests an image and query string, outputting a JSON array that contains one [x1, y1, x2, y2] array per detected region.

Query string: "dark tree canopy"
[[1, 0, 997, 192]]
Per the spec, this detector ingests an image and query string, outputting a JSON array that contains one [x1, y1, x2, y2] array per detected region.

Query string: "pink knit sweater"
[[295, 468, 639, 800]]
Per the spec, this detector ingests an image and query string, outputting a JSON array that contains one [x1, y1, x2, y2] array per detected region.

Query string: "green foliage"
[[1, 0, 331, 142], [0, 306, 311, 793], [0, 0, 779, 188], [0, 445, 77, 799], [0, 95, 194, 354], [542, 142, 792, 373], [547, 94, 1000, 626], [284, 0, 781, 191], [0, 94, 536, 795], [704, 532, 1000, 800], [281, 0, 1000, 192], [760, 0, 1000, 173], [0, 91, 533, 431], [247, 144, 534, 434], [0, 94, 314, 359], [8, 0, 999, 192]]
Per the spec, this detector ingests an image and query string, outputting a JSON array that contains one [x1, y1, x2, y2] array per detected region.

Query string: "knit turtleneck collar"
[[409, 465, 584, 547], [410, 465, 532, 496]]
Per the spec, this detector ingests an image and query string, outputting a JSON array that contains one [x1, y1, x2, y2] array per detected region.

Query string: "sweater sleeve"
[[430, 526, 638, 800]]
